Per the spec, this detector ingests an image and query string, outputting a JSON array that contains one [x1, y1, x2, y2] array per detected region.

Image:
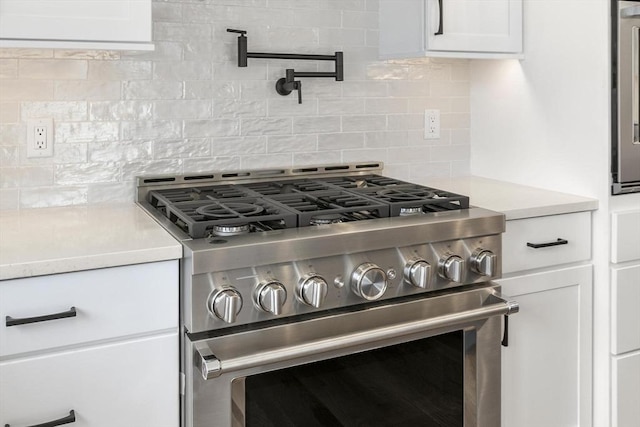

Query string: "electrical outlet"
[[27, 118, 54, 158], [424, 109, 440, 140]]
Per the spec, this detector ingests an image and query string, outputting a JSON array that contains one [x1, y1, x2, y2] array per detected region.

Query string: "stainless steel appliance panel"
[[614, 1, 640, 193]]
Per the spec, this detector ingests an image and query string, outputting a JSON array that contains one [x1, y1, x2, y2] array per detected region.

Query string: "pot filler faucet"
[[227, 29, 344, 104]]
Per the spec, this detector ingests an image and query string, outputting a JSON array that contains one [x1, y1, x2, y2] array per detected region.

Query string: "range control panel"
[[185, 235, 502, 334]]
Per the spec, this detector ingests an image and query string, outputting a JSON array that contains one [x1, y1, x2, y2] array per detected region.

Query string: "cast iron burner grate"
[[320, 175, 412, 189], [164, 197, 298, 239], [269, 190, 390, 226], [240, 179, 336, 195], [149, 185, 255, 209], [354, 184, 470, 216]]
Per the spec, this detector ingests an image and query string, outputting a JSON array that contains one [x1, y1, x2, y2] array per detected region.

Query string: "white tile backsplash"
[[0, 0, 470, 210]]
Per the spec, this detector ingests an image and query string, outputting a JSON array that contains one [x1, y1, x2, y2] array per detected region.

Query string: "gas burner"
[[399, 206, 425, 216], [309, 214, 344, 225], [211, 224, 250, 237], [195, 203, 264, 219], [376, 188, 435, 202]]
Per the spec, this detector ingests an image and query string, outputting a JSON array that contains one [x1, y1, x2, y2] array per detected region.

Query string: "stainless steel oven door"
[[184, 284, 518, 427], [614, 1, 640, 193]]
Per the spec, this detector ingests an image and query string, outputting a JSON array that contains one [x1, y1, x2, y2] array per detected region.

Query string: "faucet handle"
[[226, 29, 247, 35], [294, 80, 302, 104]]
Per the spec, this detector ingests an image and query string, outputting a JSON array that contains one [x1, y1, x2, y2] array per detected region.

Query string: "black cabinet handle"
[[5, 409, 76, 427], [434, 0, 444, 35], [5, 307, 76, 327], [501, 315, 510, 347], [526, 238, 569, 249]]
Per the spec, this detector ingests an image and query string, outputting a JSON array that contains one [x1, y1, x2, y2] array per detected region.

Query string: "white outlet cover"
[[27, 118, 54, 158]]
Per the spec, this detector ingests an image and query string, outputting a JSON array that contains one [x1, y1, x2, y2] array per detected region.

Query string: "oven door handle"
[[195, 294, 519, 380]]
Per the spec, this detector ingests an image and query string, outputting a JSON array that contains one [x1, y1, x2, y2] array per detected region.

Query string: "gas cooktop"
[[138, 164, 469, 240]]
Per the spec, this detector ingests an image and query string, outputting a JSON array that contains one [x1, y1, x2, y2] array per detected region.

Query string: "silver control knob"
[[255, 281, 287, 315], [296, 274, 328, 308], [404, 259, 432, 288], [471, 249, 497, 277], [351, 262, 387, 300], [438, 254, 465, 283], [208, 288, 243, 324]]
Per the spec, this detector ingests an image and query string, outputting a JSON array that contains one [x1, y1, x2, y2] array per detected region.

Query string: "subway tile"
[[123, 81, 183, 100], [212, 136, 266, 155], [55, 121, 119, 143], [0, 124, 26, 146], [1, 166, 53, 188], [318, 98, 365, 115], [153, 22, 211, 42], [154, 138, 211, 159], [214, 99, 267, 117], [0, 146, 20, 167], [342, 115, 386, 132], [365, 98, 408, 114], [0, 80, 54, 101], [267, 135, 317, 153], [18, 59, 88, 80], [387, 114, 423, 131], [121, 120, 182, 140], [21, 101, 87, 121], [89, 140, 153, 162], [53, 50, 120, 60], [90, 101, 153, 121], [184, 119, 240, 138], [88, 61, 152, 80], [155, 100, 213, 120], [240, 153, 293, 169], [294, 151, 341, 165], [293, 116, 340, 134], [365, 131, 409, 148], [53, 143, 88, 164], [55, 81, 121, 101], [318, 132, 364, 151], [55, 162, 119, 185], [153, 61, 212, 81], [242, 117, 292, 135], [20, 186, 87, 208]]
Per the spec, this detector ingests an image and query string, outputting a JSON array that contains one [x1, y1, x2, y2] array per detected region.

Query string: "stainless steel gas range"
[[136, 162, 518, 427]]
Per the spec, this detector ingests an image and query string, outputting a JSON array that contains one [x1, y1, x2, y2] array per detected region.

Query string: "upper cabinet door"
[[426, 0, 522, 53], [0, 0, 152, 50], [379, 0, 522, 59]]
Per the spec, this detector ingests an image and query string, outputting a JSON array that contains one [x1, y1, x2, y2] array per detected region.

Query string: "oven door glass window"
[[244, 331, 463, 427]]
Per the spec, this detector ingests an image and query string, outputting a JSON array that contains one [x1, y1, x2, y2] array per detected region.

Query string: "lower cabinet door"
[[613, 352, 640, 427], [498, 265, 592, 427], [0, 332, 179, 427]]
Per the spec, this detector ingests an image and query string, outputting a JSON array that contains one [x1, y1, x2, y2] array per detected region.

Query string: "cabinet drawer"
[[502, 212, 591, 274], [612, 352, 640, 427], [0, 261, 177, 357], [612, 264, 640, 354], [612, 209, 640, 263], [0, 333, 179, 427]]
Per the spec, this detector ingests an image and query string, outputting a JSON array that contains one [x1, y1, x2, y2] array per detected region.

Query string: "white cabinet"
[[611, 209, 640, 427], [0, 0, 153, 50], [379, 0, 522, 59], [0, 260, 179, 427], [498, 212, 593, 427]]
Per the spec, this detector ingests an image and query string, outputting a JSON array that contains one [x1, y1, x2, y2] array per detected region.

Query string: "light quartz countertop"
[[423, 176, 599, 220], [0, 204, 182, 280]]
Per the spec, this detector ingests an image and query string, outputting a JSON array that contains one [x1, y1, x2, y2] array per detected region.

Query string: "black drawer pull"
[[526, 238, 569, 249], [5, 409, 76, 427], [5, 307, 77, 327], [434, 0, 444, 35]]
